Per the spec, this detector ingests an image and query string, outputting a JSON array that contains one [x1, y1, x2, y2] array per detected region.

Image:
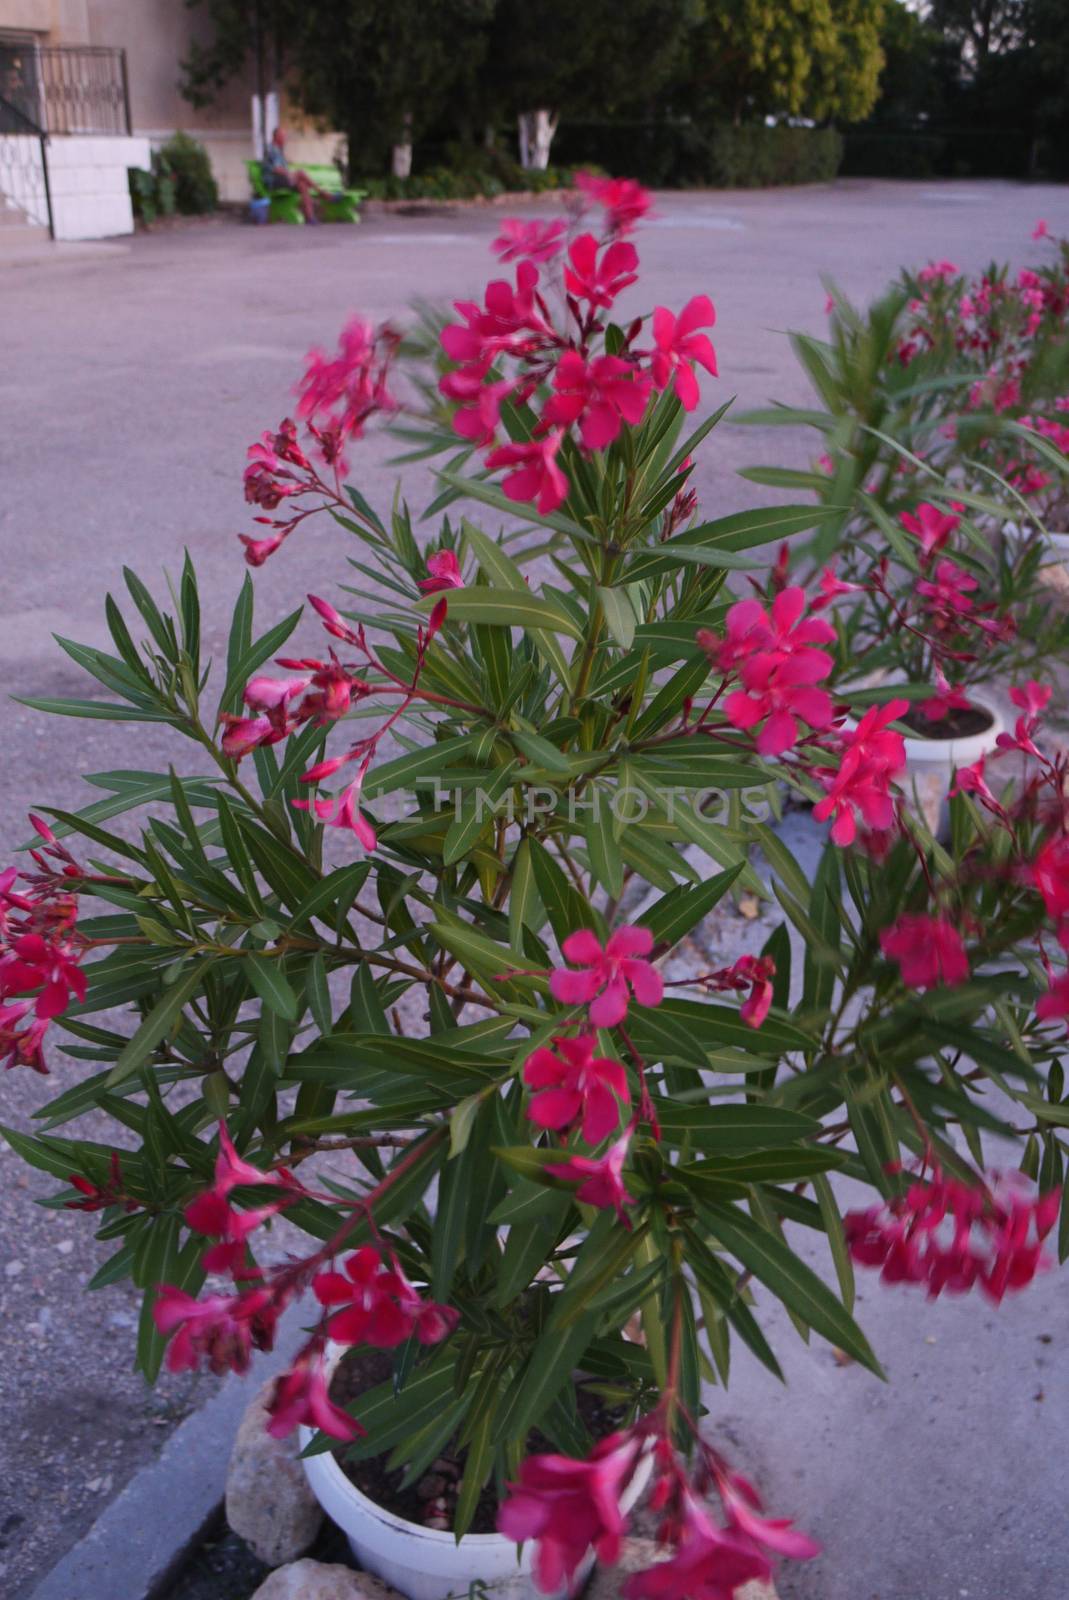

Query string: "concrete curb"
[[28, 1302, 310, 1600]]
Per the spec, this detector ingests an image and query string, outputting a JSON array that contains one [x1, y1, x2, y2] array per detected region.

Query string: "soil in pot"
[[900, 704, 994, 740], [328, 1348, 630, 1536]]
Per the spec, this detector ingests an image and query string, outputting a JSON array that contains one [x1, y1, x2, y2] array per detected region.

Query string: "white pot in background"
[[300, 1346, 653, 1600], [897, 692, 1005, 837]]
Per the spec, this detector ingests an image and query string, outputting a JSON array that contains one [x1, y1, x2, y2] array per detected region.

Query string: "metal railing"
[[0, 44, 130, 137]]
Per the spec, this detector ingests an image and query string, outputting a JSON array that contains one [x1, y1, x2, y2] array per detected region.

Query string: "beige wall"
[[0, 2, 89, 40]]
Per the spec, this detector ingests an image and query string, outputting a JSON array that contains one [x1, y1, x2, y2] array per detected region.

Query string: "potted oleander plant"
[[3, 178, 1069, 1600]]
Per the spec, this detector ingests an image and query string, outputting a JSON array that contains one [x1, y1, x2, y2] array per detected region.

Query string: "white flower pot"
[[300, 1346, 653, 1600], [897, 692, 1004, 838]]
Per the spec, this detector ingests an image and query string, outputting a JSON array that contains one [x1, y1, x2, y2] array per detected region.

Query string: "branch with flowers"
[[4, 177, 1069, 1592]]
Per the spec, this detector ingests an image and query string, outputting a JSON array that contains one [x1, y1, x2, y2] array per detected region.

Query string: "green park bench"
[[246, 159, 365, 224]]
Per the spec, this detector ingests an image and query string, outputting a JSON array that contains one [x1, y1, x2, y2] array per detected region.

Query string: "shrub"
[[708, 124, 843, 188], [4, 177, 1068, 1589], [159, 131, 218, 214], [127, 163, 176, 226]]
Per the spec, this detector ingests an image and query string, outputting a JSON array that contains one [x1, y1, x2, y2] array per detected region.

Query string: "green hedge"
[[551, 120, 842, 189], [157, 132, 218, 213], [357, 162, 576, 203], [840, 124, 1033, 179], [551, 120, 712, 187], [707, 124, 843, 187]]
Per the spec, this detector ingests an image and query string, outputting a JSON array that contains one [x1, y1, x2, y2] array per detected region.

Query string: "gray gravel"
[[2, 179, 1067, 1598]]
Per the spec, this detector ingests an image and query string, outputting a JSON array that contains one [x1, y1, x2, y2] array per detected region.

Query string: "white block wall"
[[0, 135, 52, 228], [45, 135, 151, 240]]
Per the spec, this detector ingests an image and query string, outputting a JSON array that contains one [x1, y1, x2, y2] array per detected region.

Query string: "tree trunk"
[[518, 109, 558, 170], [391, 109, 413, 180]]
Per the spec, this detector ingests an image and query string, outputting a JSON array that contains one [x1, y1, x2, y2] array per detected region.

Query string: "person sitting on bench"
[[262, 126, 329, 223]]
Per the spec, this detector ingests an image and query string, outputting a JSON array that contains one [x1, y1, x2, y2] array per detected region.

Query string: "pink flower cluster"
[[221, 592, 449, 853], [155, 1122, 458, 1438], [813, 700, 908, 847], [0, 819, 88, 1073], [437, 179, 716, 516], [683, 955, 777, 1029], [699, 587, 836, 757], [880, 913, 969, 990], [844, 1162, 1059, 1303], [238, 319, 399, 566], [549, 926, 663, 1027], [498, 1424, 817, 1598]]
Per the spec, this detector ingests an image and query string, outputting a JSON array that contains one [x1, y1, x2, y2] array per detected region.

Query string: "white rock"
[[226, 1380, 324, 1567], [250, 1559, 406, 1600], [583, 1539, 777, 1600]]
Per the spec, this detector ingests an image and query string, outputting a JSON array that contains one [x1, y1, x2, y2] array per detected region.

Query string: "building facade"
[[0, 1, 339, 240]]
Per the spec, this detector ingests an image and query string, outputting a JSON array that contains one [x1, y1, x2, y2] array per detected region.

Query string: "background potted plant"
[[3, 181, 1068, 1600]]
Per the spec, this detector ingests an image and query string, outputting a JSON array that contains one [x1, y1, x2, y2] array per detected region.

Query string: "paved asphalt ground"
[[1, 179, 1068, 1599]]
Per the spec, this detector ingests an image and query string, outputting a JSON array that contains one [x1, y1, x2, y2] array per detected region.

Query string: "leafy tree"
[[681, 0, 886, 125], [181, 0, 494, 175], [480, 0, 699, 166]]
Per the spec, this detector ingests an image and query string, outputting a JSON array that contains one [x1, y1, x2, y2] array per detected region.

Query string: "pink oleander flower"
[[485, 431, 569, 515], [292, 767, 377, 852], [813, 699, 908, 847], [492, 217, 567, 264], [265, 1350, 365, 1441], [440, 262, 547, 377], [916, 558, 977, 617], [153, 1283, 278, 1375], [575, 173, 651, 236], [0, 1002, 48, 1074], [550, 926, 662, 1026], [542, 351, 652, 451], [919, 666, 970, 723], [900, 502, 961, 560], [624, 1489, 772, 1600], [523, 1034, 630, 1144], [219, 712, 289, 760], [918, 260, 959, 284], [564, 234, 639, 309], [997, 679, 1051, 760], [451, 376, 519, 447], [243, 674, 312, 712], [552, 1129, 635, 1222], [702, 588, 836, 756], [810, 565, 862, 611], [716, 1470, 821, 1563], [1032, 219, 1049, 240], [844, 1164, 1059, 1303], [184, 1122, 290, 1276], [239, 530, 287, 567], [498, 1431, 644, 1594], [950, 754, 997, 807], [880, 914, 969, 990], [309, 593, 361, 646], [649, 296, 718, 411], [419, 550, 464, 594], [1032, 833, 1069, 925], [313, 1245, 458, 1349], [0, 931, 86, 1021], [707, 955, 777, 1028], [296, 316, 397, 440], [1037, 970, 1069, 1028]]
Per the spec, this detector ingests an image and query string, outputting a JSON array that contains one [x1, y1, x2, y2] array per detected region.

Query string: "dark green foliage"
[[158, 131, 219, 214]]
